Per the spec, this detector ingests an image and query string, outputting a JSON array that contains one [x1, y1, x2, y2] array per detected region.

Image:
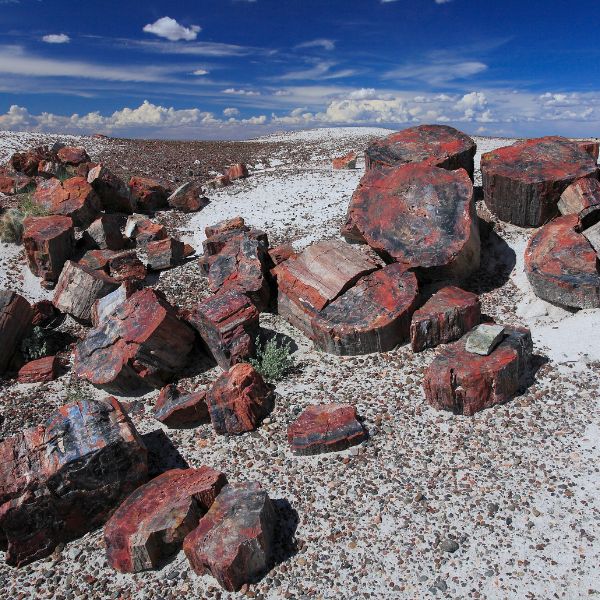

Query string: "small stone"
[[439, 539, 459, 553], [154, 384, 209, 427], [332, 152, 358, 170], [465, 324, 505, 356]]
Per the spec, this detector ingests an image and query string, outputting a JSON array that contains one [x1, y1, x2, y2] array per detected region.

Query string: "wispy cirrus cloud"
[[295, 39, 336, 51], [275, 60, 359, 81], [383, 58, 487, 85], [143, 17, 201, 42]]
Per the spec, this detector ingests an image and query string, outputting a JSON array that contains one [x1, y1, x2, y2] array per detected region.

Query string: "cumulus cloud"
[[223, 107, 240, 116], [42, 34, 70, 44], [143, 17, 201, 42]]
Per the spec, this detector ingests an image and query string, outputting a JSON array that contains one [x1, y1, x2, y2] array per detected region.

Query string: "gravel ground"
[[0, 127, 598, 600]]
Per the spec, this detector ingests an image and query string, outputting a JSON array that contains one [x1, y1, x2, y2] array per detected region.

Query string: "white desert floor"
[[0, 127, 598, 600]]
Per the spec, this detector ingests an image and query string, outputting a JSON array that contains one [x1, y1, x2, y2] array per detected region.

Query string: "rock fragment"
[[147, 238, 185, 270], [82, 215, 126, 251], [225, 163, 249, 180], [558, 177, 600, 218], [154, 384, 209, 427], [17, 355, 59, 383], [56, 146, 90, 166], [332, 151, 358, 170], [0, 290, 33, 375], [128, 177, 169, 213], [167, 182, 209, 212], [87, 164, 134, 213], [465, 324, 505, 356]]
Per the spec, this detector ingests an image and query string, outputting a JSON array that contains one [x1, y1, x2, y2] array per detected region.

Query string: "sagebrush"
[[20, 326, 52, 361], [0, 209, 25, 243], [250, 336, 295, 381]]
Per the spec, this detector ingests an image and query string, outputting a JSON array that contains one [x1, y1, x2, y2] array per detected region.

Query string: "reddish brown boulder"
[[342, 163, 479, 281], [78, 248, 119, 271], [332, 151, 358, 170], [147, 238, 185, 271], [17, 355, 59, 383], [183, 482, 275, 592], [74, 288, 195, 394], [224, 163, 249, 181], [53, 260, 120, 323], [87, 165, 134, 214], [525, 214, 600, 309], [0, 172, 33, 195], [128, 218, 168, 247], [273, 239, 380, 337], [167, 182, 209, 212], [206, 363, 272, 435], [410, 286, 480, 352], [154, 384, 209, 427], [82, 215, 126, 251], [128, 177, 169, 213], [37, 160, 66, 180], [104, 467, 226, 573], [287, 404, 367, 455], [31, 300, 60, 327], [33, 177, 101, 228], [202, 228, 268, 262], [205, 175, 230, 190], [10, 147, 50, 176], [205, 216, 247, 238], [311, 264, 419, 355], [0, 397, 148, 566], [108, 251, 147, 282], [576, 141, 599, 162], [23, 215, 74, 283], [268, 244, 295, 266], [558, 177, 600, 217], [56, 146, 90, 166], [91, 282, 139, 328], [423, 326, 533, 415], [481, 137, 599, 227], [189, 289, 259, 370], [0, 291, 33, 375], [365, 125, 477, 178]]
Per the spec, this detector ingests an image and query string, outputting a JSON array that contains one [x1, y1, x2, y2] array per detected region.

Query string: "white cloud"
[[0, 105, 32, 127], [223, 107, 240, 116], [276, 61, 357, 81], [143, 17, 201, 42], [385, 59, 487, 85], [192, 69, 209, 76], [42, 34, 70, 44], [295, 39, 336, 51], [222, 88, 261, 96]]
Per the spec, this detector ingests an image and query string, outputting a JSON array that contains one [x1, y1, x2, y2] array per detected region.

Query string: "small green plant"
[[64, 381, 88, 404], [19, 193, 49, 218], [250, 335, 295, 381], [20, 326, 52, 361], [0, 208, 25, 243]]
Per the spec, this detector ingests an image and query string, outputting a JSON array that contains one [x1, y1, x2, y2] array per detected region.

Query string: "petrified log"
[[205, 175, 230, 190], [287, 404, 367, 455], [53, 260, 120, 323], [74, 288, 195, 394], [332, 151, 358, 170], [0, 290, 33, 374], [87, 164, 134, 214], [23, 215, 74, 283], [205, 216, 247, 238], [90, 282, 138, 328], [342, 163, 479, 281], [147, 238, 185, 271], [423, 326, 533, 416], [10, 147, 51, 176], [272, 239, 380, 337], [108, 251, 147, 282], [104, 467, 226, 573], [202, 227, 268, 259], [481, 136, 599, 227], [154, 384, 209, 427], [311, 264, 419, 355], [167, 182, 209, 212], [268, 244, 295, 266], [365, 124, 476, 178], [33, 177, 101, 228], [128, 177, 169, 213], [558, 177, 600, 218], [82, 215, 126, 251], [31, 300, 60, 327], [183, 482, 276, 592], [525, 214, 600, 309], [0, 397, 148, 567], [17, 355, 59, 383], [224, 163, 249, 180], [189, 289, 259, 370], [410, 286, 480, 352], [78, 249, 119, 271], [37, 160, 67, 180], [0, 172, 32, 195], [206, 363, 272, 435], [56, 146, 90, 166], [576, 141, 599, 162], [465, 323, 505, 356]]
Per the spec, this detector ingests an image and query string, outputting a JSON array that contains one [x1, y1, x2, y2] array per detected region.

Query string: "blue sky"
[[0, 0, 599, 139]]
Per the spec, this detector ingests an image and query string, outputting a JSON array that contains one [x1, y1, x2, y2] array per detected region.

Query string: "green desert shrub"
[[250, 335, 295, 381], [20, 326, 52, 361], [19, 193, 49, 217], [0, 208, 25, 243]]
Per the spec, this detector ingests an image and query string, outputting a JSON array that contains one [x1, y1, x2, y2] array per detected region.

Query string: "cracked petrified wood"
[[87, 164, 134, 214], [73, 288, 195, 394], [154, 384, 209, 427], [525, 214, 600, 309], [206, 363, 272, 435], [272, 239, 380, 337], [56, 146, 90, 166], [364, 124, 476, 178], [423, 326, 533, 416], [147, 238, 185, 271], [82, 215, 126, 251], [0, 290, 33, 374], [23, 215, 74, 284], [17, 355, 59, 383], [183, 482, 276, 592], [167, 182, 209, 212], [311, 264, 419, 355], [104, 467, 226, 573], [342, 163, 479, 281], [481, 136, 599, 227], [558, 177, 600, 219], [128, 177, 169, 213], [287, 404, 368, 455], [0, 397, 148, 567], [410, 285, 480, 352], [189, 289, 259, 370]]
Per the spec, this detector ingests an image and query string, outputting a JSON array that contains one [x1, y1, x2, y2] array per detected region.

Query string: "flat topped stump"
[[342, 163, 479, 281], [311, 264, 419, 355], [482, 136, 599, 227], [365, 124, 476, 178]]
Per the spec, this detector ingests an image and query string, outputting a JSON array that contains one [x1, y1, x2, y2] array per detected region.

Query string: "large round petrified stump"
[[481, 136, 599, 227], [365, 124, 476, 179], [342, 163, 480, 281], [424, 326, 533, 416], [525, 214, 600, 309], [311, 264, 419, 355]]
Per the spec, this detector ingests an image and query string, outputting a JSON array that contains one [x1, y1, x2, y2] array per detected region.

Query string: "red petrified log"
[[365, 124, 477, 179], [481, 136, 599, 227], [410, 285, 480, 352], [108, 251, 147, 282], [0, 171, 33, 195], [525, 214, 600, 309], [154, 384, 209, 427], [558, 177, 600, 217], [183, 482, 276, 592], [311, 264, 419, 355], [205, 216, 248, 238], [87, 164, 134, 214], [332, 151, 358, 170], [128, 177, 169, 213], [224, 164, 249, 180], [206, 363, 272, 435], [423, 326, 533, 416], [56, 146, 90, 166], [10, 147, 51, 176], [147, 238, 185, 271], [189, 289, 259, 370], [23, 215, 74, 283], [0, 290, 33, 375], [576, 141, 599, 162], [272, 239, 380, 337], [268, 244, 295, 266], [31, 300, 60, 327], [17, 355, 59, 383], [0, 397, 148, 567], [167, 182, 209, 212], [287, 404, 367, 455], [82, 215, 126, 251], [73, 288, 195, 394], [104, 467, 226, 573], [342, 163, 479, 281]]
